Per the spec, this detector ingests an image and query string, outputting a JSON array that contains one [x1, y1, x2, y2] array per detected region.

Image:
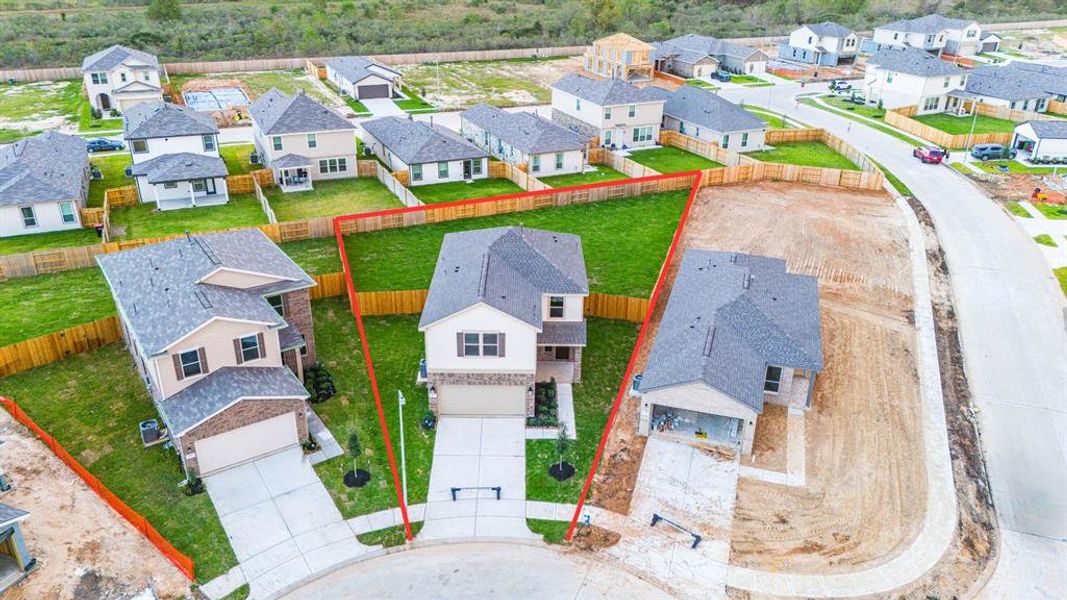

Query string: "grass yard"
[[820, 94, 886, 120], [344, 190, 688, 297], [219, 144, 257, 175], [394, 91, 435, 113], [1055, 267, 1067, 297], [1034, 234, 1057, 247], [397, 58, 568, 110], [357, 523, 424, 547], [727, 74, 765, 85], [412, 178, 524, 204], [265, 178, 403, 221], [78, 101, 123, 132], [88, 154, 134, 208], [626, 146, 723, 173], [0, 344, 237, 581], [1033, 203, 1067, 220], [0, 128, 37, 143], [1007, 202, 1033, 218], [321, 80, 370, 115], [0, 228, 101, 256], [744, 107, 795, 129], [527, 319, 638, 503], [685, 79, 719, 91], [0, 268, 115, 345], [913, 112, 1016, 135], [169, 70, 333, 106], [972, 160, 1059, 175], [752, 141, 860, 170], [279, 238, 342, 275], [527, 519, 570, 544], [537, 165, 629, 187], [110, 193, 268, 240], [802, 97, 924, 148]]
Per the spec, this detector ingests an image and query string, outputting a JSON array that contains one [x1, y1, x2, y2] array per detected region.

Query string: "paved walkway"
[[1008, 201, 1067, 268], [305, 409, 342, 465], [738, 409, 806, 487]]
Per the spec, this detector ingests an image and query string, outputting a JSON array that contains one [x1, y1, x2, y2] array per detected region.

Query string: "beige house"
[[584, 32, 654, 82], [81, 45, 163, 114]]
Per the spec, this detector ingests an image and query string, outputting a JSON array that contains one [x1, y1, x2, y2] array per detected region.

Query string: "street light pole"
[[964, 103, 979, 164], [398, 390, 408, 506]]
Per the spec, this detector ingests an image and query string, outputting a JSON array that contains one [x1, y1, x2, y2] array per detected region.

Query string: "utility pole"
[[398, 390, 408, 506], [964, 104, 980, 164]]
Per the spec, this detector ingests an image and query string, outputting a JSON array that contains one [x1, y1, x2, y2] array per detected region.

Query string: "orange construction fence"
[[0, 396, 195, 580]]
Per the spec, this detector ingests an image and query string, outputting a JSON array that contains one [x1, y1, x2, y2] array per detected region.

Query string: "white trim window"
[[178, 348, 203, 378], [91, 72, 108, 85], [722, 134, 730, 149], [555, 152, 564, 170], [764, 365, 783, 393], [437, 161, 449, 178], [741, 132, 749, 147], [307, 133, 317, 149], [549, 296, 565, 319], [272, 136, 283, 152], [202, 134, 216, 152], [131, 139, 148, 154], [19, 206, 37, 228], [632, 126, 653, 143], [267, 294, 285, 316], [460, 332, 501, 357], [412, 163, 423, 182], [531, 155, 541, 172], [238, 333, 262, 363], [922, 96, 940, 111], [319, 157, 348, 173], [119, 72, 127, 83], [163, 181, 178, 189], [628, 104, 636, 118], [604, 107, 612, 119], [60, 201, 76, 224]]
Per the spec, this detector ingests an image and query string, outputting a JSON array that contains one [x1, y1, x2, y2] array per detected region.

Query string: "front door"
[[98, 93, 111, 111], [204, 178, 217, 195], [604, 129, 613, 147], [463, 160, 472, 179], [554, 346, 571, 360]]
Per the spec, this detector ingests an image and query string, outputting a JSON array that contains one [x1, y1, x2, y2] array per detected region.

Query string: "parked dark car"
[[913, 146, 946, 164], [712, 70, 732, 82], [86, 138, 124, 153], [971, 143, 1016, 161]]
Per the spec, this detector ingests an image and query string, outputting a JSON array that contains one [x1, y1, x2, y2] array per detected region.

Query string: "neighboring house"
[[652, 34, 769, 77], [583, 32, 654, 82], [869, 14, 981, 56], [325, 56, 402, 100], [459, 103, 589, 176], [361, 116, 488, 186], [636, 250, 823, 455], [0, 131, 89, 238], [864, 46, 969, 114], [779, 22, 858, 66], [978, 32, 1002, 54], [123, 101, 228, 209], [96, 229, 318, 477], [0, 503, 35, 593], [550, 73, 666, 149], [656, 85, 767, 151], [250, 88, 358, 192], [418, 226, 589, 417], [81, 45, 163, 114], [1012, 121, 1067, 161], [964, 62, 1067, 112]]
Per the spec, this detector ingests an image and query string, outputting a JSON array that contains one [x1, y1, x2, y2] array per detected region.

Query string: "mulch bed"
[[344, 469, 371, 488], [548, 461, 575, 481]]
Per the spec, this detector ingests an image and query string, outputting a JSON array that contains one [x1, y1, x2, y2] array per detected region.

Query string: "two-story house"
[[0, 131, 90, 239], [583, 33, 654, 82], [636, 250, 823, 455], [250, 88, 358, 192], [864, 46, 969, 114], [418, 226, 589, 417], [81, 45, 163, 114], [652, 34, 769, 77], [870, 14, 981, 57], [550, 73, 666, 149], [96, 229, 318, 477], [459, 104, 589, 176], [361, 116, 488, 186], [656, 85, 767, 152], [780, 22, 858, 66], [123, 102, 229, 210]]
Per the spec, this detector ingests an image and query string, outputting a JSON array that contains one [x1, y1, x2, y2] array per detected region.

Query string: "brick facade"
[[282, 288, 316, 368], [551, 109, 600, 138]]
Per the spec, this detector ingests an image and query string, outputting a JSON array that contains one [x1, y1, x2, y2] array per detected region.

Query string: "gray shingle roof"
[[639, 249, 822, 413], [129, 152, 228, 184], [0, 503, 28, 525], [461, 104, 589, 154], [0, 131, 88, 207], [159, 367, 309, 435], [538, 321, 587, 346], [551, 73, 666, 107], [419, 226, 588, 330], [81, 44, 160, 72], [804, 21, 853, 38], [660, 85, 766, 134], [124, 101, 218, 140], [653, 34, 763, 64], [1023, 120, 1067, 139], [326, 55, 400, 85], [868, 46, 967, 77], [96, 229, 315, 356], [362, 116, 486, 165], [250, 88, 355, 136], [273, 153, 313, 168], [877, 13, 975, 35], [965, 62, 1067, 101]]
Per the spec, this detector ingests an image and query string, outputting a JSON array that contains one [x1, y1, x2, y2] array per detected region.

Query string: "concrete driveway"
[[361, 97, 405, 117], [419, 417, 535, 541], [205, 448, 374, 598]]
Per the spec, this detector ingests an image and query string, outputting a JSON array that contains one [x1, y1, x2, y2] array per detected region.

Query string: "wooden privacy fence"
[[962, 100, 1063, 123], [765, 127, 882, 174], [0, 316, 122, 378], [590, 148, 661, 178], [341, 288, 648, 322], [490, 161, 552, 192], [884, 107, 1012, 149], [1050, 100, 1067, 116], [697, 161, 884, 190], [309, 272, 346, 300], [659, 130, 750, 167], [0, 396, 195, 580]]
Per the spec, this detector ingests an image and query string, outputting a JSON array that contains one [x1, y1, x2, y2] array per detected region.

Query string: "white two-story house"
[[864, 46, 969, 114], [96, 229, 318, 477], [81, 45, 163, 114], [418, 227, 589, 417], [657, 85, 768, 152], [550, 73, 666, 150], [871, 14, 981, 57], [250, 88, 358, 192], [780, 22, 858, 66], [459, 104, 590, 177], [0, 132, 90, 238], [124, 102, 229, 210], [361, 116, 488, 186]]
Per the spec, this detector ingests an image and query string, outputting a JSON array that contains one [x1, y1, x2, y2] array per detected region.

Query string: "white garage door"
[[194, 412, 299, 475], [437, 385, 526, 416]]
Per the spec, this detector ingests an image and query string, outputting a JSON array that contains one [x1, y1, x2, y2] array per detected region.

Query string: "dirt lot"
[[398, 57, 581, 110], [591, 181, 928, 574], [0, 413, 190, 600]]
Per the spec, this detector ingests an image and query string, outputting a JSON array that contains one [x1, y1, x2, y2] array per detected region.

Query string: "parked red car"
[[913, 146, 946, 164]]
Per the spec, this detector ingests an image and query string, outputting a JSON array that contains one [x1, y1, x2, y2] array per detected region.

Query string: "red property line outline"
[[332, 171, 703, 542]]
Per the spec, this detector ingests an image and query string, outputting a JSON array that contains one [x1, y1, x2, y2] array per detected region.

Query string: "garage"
[[194, 412, 299, 475], [437, 384, 526, 416], [356, 84, 390, 99]]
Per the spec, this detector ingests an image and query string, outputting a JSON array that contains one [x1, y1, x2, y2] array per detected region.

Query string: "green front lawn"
[[727, 74, 764, 85], [0, 268, 115, 345], [538, 165, 629, 187], [280, 239, 342, 275], [0, 344, 237, 581], [88, 154, 134, 208], [626, 146, 723, 173], [801, 97, 924, 148], [357, 523, 424, 547], [1055, 267, 1067, 297], [1007, 202, 1033, 218], [744, 107, 795, 129], [345, 190, 688, 297], [219, 144, 257, 175], [972, 160, 1059, 175], [78, 101, 123, 132], [685, 79, 719, 91], [1033, 203, 1067, 220], [0, 228, 101, 256], [412, 178, 524, 204], [752, 141, 860, 171], [913, 112, 1016, 135], [343, 96, 371, 115], [265, 178, 403, 222], [820, 94, 886, 120], [527, 519, 570, 544], [1034, 234, 1057, 247], [394, 92, 435, 113], [110, 193, 268, 240]]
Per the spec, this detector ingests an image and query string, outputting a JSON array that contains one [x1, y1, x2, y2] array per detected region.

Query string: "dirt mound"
[[571, 524, 621, 551]]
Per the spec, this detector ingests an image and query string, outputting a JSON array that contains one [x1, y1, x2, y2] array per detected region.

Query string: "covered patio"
[[130, 152, 231, 211], [273, 153, 314, 193]]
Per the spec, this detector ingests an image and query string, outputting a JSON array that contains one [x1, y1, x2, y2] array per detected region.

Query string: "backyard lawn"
[[412, 178, 524, 204], [751, 141, 859, 170], [0, 344, 237, 581], [110, 193, 268, 240], [219, 144, 257, 175], [88, 154, 134, 208], [280, 238, 342, 275], [913, 112, 1016, 135], [538, 165, 629, 187], [820, 94, 886, 120], [344, 190, 688, 297], [0, 268, 115, 345], [265, 178, 403, 221], [0, 228, 101, 256], [626, 146, 723, 172]]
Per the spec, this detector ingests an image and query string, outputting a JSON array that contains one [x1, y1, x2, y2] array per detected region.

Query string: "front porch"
[[157, 192, 229, 211], [535, 344, 582, 384], [273, 154, 315, 193]]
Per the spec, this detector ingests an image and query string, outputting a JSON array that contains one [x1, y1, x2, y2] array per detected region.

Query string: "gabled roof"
[[0, 131, 88, 207], [657, 85, 765, 134], [551, 73, 665, 107], [594, 32, 654, 50], [979, 31, 1001, 41], [803, 22, 853, 38], [0, 503, 28, 526], [112, 80, 162, 94], [868, 46, 967, 77], [876, 13, 976, 35], [159, 366, 309, 435], [96, 229, 315, 356], [250, 88, 355, 136], [129, 152, 228, 184], [81, 44, 160, 72], [965, 62, 1067, 101], [362, 116, 486, 165], [124, 101, 218, 140], [1021, 120, 1067, 140], [461, 104, 589, 154], [653, 34, 763, 64], [639, 249, 822, 413], [326, 55, 401, 84], [419, 226, 589, 330]]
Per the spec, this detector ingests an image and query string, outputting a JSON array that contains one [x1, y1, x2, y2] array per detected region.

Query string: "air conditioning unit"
[[249, 152, 261, 165]]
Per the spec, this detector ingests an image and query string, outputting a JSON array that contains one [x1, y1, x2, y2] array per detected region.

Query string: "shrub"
[[305, 363, 336, 403], [184, 477, 205, 496]]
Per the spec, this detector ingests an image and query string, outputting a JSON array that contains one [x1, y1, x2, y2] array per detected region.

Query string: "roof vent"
[[194, 290, 213, 309], [477, 253, 490, 300], [742, 273, 752, 289], [702, 326, 716, 357]]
